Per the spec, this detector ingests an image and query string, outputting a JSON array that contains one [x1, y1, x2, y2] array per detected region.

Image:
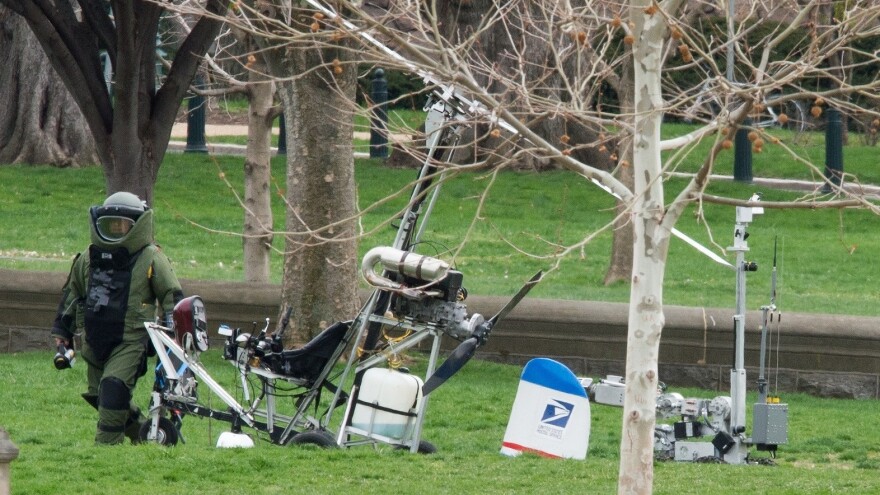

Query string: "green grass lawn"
[[1, 350, 878, 494], [2, 128, 880, 316], [2, 122, 879, 493], [660, 123, 880, 184]]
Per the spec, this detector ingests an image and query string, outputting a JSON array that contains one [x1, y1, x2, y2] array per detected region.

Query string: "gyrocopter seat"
[[223, 318, 351, 388], [260, 321, 350, 385]]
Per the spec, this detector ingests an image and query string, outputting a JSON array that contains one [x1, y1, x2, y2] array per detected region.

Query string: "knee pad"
[[98, 377, 131, 412]]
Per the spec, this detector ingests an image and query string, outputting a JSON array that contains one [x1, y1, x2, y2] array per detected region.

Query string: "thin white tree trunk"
[[618, 1, 673, 493]]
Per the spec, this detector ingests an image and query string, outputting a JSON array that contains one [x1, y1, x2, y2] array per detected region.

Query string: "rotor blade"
[[489, 270, 543, 325], [671, 228, 733, 269], [422, 337, 478, 396]]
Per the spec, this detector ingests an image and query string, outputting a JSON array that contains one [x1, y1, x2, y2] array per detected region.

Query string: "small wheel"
[[139, 417, 179, 446], [290, 430, 337, 448], [396, 440, 437, 454], [778, 100, 808, 133], [758, 93, 808, 133]]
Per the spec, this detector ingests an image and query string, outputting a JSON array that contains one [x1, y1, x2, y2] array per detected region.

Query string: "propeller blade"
[[422, 336, 478, 396], [488, 270, 543, 326], [422, 270, 543, 396]]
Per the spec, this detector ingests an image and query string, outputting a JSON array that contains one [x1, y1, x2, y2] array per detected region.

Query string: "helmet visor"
[[95, 216, 136, 241]]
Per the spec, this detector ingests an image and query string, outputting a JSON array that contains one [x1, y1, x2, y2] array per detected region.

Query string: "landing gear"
[[139, 416, 180, 446], [396, 439, 437, 454], [290, 430, 337, 448]]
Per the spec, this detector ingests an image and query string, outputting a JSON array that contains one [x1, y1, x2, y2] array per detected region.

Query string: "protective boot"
[[124, 407, 146, 444]]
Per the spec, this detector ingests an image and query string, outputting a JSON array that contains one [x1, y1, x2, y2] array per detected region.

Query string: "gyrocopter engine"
[[361, 246, 486, 340]]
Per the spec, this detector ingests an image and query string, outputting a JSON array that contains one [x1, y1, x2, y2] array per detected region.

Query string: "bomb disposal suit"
[[52, 192, 184, 444]]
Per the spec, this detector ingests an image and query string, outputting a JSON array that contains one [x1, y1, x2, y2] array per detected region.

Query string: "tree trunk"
[[604, 166, 636, 285], [242, 63, 275, 283], [604, 61, 636, 286], [618, 2, 672, 493], [276, 42, 360, 344], [0, 7, 97, 167]]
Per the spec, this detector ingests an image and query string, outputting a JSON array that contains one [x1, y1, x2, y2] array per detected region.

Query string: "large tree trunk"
[[0, 7, 97, 167], [276, 40, 360, 344], [242, 62, 275, 283]]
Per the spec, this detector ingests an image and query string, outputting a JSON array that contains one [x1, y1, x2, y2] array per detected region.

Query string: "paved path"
[[172, 123, 254, 138], [169, 123, 409, 157], [170, 122, 408, 141]]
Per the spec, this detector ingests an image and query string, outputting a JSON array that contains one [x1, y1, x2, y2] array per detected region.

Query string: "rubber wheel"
[[138, 417, 179, 446], [396, 440, 437, 454], [290, 430, 337, 448]]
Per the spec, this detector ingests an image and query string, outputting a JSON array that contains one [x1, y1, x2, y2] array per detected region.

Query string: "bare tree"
[[218, 4, 361, 341], [239, 60, 277, 283], [158, 1, 362, 335], [0, 0, 229, 203], [171, 15, 280, 283]]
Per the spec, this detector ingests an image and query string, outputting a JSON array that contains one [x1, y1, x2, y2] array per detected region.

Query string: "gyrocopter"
[[141, 0, 543, 452], [142, 135, 542, 450], [144, 260, 540, 451], [143, 105, 541, 448]]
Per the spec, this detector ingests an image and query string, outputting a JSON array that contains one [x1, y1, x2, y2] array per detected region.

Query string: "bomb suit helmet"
[[89, 192, 152, 248]]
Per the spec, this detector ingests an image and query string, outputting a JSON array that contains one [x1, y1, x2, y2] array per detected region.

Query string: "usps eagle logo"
[[541, 399, 574, 428]]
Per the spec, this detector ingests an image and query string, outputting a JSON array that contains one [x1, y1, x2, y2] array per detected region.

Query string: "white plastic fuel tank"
[[350, 368, 424, 441]]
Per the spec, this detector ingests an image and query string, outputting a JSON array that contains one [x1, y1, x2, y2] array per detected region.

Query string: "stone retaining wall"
[[2, 269, 878, 399]]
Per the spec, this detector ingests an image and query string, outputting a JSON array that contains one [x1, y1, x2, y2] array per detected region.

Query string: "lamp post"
[[185, 74, 208, 154], [822, 107, 844, 192], [728, 0, 753, 183]]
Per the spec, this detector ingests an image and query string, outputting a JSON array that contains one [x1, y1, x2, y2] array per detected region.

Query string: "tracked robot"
[[586, 202, 788, 463]]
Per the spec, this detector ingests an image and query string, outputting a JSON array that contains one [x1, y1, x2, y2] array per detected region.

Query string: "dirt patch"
[[175, 105, 249, 126]]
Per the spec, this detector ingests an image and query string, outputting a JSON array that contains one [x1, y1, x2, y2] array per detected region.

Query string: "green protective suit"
[[52, 207, 184, 444]]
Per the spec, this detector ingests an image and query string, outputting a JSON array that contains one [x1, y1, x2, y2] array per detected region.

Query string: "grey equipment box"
[[752, 402, 788, 445]]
